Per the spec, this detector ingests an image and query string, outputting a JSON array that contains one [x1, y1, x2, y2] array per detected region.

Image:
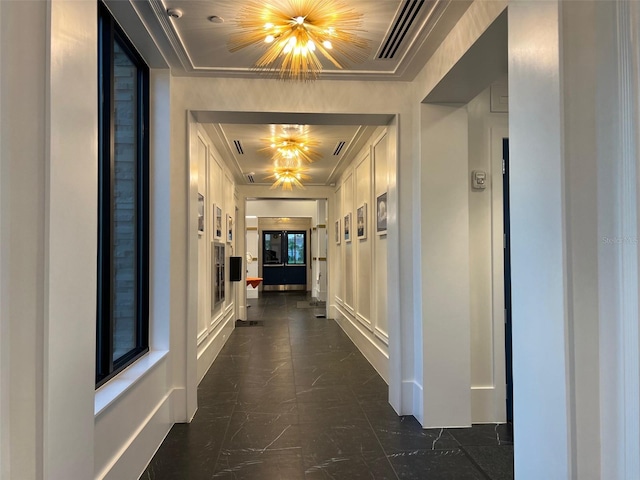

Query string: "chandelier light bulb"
[[265, 34, 275, 43], [322, 40, 332, 49], [295, 16, 305, 24]]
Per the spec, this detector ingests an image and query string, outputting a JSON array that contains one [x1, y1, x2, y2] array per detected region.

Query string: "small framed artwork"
[[197, 193, 205, 236], [335, 219, 341, 245], [214, 204, 222, 239], [376, 192, 388, 235], [344, 213, 351, 243], [227, 214, 233, 244], [357, 203, 367, 239]]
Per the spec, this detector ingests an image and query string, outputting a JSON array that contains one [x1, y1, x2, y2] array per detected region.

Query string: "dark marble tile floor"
[[141, 292, 513, 480]]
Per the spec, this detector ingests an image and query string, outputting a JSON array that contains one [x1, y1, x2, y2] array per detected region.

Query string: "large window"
[[96, 3, 149, 387]]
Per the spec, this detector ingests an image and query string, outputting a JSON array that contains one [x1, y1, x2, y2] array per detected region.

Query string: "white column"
[[596, 2, 640, 479], [184, 113, 199, 421], [0, 2, 48, 478], [420, 103, 471, 427], [509, 3, 572, 478], [511, 3, 640, 479], [44, 0, 97, 478]]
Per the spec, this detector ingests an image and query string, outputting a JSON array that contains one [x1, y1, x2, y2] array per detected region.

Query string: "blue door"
[[262, 230, 307, 291]]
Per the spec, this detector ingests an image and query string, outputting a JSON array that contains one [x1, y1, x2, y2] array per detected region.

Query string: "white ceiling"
[[125, 0, 473, 187], [194, 111, 394, 186], [201, 123, 377, 186]]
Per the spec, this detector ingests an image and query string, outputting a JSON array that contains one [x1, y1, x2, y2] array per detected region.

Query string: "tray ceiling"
[[120, 0, 474, 187]]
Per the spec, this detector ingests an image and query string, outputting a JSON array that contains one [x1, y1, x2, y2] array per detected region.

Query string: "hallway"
[[141, 292, 513, 479]]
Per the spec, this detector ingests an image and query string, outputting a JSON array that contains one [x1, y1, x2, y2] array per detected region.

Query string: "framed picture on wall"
[[376, 192, 388, 235], [214, 204, 222, 239], [335, 219, 341, 245], [357, 203, 367, 239], [227, 214, 233, 244], [197, 193, 205, 236], [344, 213, 351, 243]]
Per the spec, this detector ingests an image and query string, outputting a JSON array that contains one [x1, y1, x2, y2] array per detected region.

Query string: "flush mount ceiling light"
[[266, 164, 311, 190], [265, 151, 313, 190], [262, 127, 321, 189], [262, 134, 321, 164], [228, 0, 370, 81]]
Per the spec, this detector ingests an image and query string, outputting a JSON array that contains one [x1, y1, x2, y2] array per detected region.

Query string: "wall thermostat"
[[472, 170, 487, 189]]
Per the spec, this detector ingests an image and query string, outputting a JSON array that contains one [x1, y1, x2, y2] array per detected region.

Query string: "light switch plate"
[[472, 170, 487, 189]]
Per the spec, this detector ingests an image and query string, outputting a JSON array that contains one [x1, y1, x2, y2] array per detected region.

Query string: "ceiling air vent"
[[378, 0, 425, 59], [233, 140, 244, 155], [246, 173, 255, 184], [333, 141, 346, 156]]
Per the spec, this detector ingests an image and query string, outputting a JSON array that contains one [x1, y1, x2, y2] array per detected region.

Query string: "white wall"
[[509, 3, 573, 477], [467, 85, 508, 423], [0, 3, 182, 480], [0, 0, 5, 472], [245, 217, 260, 299], [410, 0, 508, 426], [313, 200, 328, 301], [192, 126, 238, 384], [333, 127, 391, 382], [420, 104, 471, 428], [508, 2, 640, 479], [246, 199, 318, 219], [1, 2, 48, 477], [94, 61, 174, 480], [46, 1, 98, 475], [1, 1, 99, 478]]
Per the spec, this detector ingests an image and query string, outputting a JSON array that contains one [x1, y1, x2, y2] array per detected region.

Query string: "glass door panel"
[[287, 232, 305, 265], [263, 232, 283, 265]]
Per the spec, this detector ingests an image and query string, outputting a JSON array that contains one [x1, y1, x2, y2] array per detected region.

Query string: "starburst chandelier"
[[262, 134, 321, 164], [266, 163, 311, 190], [262, 127, 321, 190], [229, 0, 370, 81]]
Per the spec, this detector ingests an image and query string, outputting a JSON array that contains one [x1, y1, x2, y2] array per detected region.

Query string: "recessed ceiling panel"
[[204, 123, 375, 186], [137, 0, 471, 80]]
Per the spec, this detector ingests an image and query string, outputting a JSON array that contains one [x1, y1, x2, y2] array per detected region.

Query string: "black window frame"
[[96, 2, 150, 388]]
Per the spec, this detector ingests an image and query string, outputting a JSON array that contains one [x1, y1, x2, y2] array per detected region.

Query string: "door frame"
[[489, 126, 510, 422]]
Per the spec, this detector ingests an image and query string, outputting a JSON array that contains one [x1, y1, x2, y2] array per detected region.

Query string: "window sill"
[[94, 349, 169, 417]]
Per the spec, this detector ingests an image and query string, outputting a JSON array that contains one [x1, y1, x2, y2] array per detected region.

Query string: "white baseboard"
[[334, 305, 389, 383], [402, 380, 423, 423], [98, 389, 177, 480], [197, 314, 235, 383]]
